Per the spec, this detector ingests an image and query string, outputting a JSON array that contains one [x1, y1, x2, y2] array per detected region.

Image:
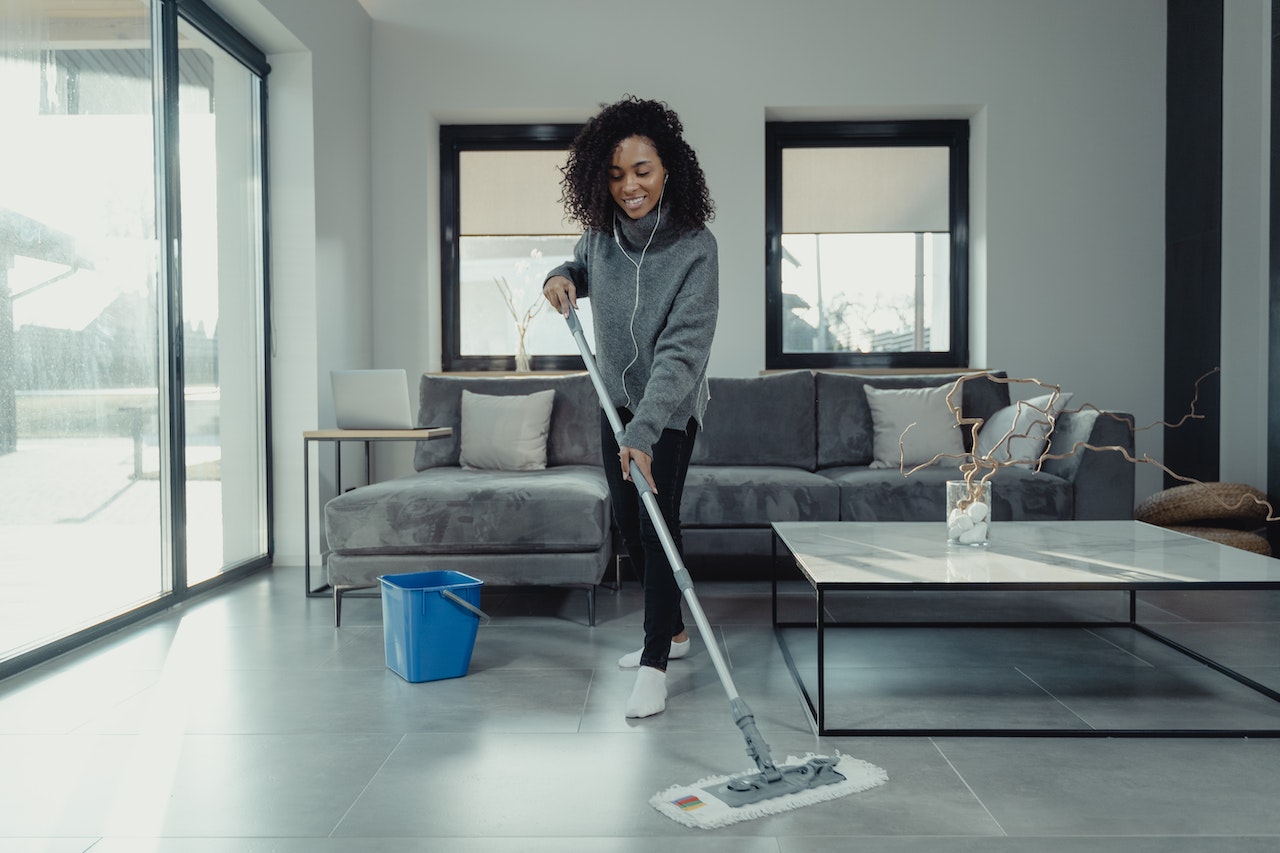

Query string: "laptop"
[[330, 369, 417, 429]]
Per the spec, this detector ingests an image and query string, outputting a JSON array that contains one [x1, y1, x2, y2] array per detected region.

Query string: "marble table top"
[[771, 521, 1280, 589]]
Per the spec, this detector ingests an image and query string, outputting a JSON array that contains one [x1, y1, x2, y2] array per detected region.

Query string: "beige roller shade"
[[782, 146, 950, 234], [459, 149, 579, 236]]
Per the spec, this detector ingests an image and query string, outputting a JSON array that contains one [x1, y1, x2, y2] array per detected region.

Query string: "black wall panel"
[[1164, 0, 1223, 486]]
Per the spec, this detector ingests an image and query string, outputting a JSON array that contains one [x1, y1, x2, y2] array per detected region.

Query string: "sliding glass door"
[[175, 14, 268, 584], [0, 0, 271, 673]]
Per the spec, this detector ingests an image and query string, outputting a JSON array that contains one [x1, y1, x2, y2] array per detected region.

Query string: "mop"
[[562, 305, 887, 829]]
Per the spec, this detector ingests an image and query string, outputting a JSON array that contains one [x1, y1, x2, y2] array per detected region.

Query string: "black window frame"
[[440, 123, 585, 372], [764, 119, 970, 370]]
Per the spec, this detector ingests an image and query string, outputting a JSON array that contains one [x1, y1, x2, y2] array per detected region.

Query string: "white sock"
[[625, 666, 667, 718], [617, 637, 691, 669]]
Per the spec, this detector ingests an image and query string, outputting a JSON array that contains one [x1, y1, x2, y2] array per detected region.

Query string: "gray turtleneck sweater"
[[545, 206, 718, 457]]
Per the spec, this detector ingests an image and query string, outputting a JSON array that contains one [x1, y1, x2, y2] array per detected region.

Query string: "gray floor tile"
[[1141, 589, 1280, 623], [819, 590, 1133, 624], [799, 737, 1004, 837], [83, 665, 598, 735], [2, 568, 1278, 847], [933, 737, 1280, 836], [322, 619, 631, 672], [1234, 665, 1280, 692], [81, 838, 786, 852], [782, 837, 1280, 852], [0, 840, 99, 853], [1135, 621, 1280, 669], [777, 622, 1280, 734], [1081, 626, 1214, 667], [810, 665, 1094, 732], [778, 626, 1161, 670], [0, 732, 400, 838], [0, 665, 161, 734], [333, 732, 987, 838], [1019, 663, 1280, 731]]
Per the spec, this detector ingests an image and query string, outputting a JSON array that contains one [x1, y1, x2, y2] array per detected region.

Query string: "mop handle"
[[563, 304, 781, 778], [562, 303, 733, 659], [563, 304, 642, 484]]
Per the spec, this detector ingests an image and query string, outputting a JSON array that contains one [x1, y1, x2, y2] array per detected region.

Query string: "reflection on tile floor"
[[0, 565, 1278, 849]]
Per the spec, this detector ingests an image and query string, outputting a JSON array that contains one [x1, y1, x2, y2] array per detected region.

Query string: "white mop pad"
[[649, 752, 888, 829]]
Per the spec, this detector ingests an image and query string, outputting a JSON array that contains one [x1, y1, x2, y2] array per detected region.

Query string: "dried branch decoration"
[[897, 368, 1277, 523], [494, 274, 546, 372]]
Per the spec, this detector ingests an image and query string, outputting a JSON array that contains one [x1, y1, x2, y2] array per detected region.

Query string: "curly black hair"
[[560, 95, 714, 234]]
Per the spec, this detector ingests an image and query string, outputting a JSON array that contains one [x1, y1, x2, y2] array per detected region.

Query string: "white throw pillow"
[[458, 389, 555, 471], [864, 384, 965, 469], [975, 391, 1073, 468]]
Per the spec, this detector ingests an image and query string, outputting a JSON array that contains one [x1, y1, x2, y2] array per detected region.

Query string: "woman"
[[543, 96, 718, 718]]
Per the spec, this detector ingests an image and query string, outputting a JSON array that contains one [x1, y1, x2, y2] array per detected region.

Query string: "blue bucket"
[[379, 570, 487, 683]]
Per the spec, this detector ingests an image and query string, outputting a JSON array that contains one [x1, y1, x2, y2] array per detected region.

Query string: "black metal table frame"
[[770, 528, 1280, 738]]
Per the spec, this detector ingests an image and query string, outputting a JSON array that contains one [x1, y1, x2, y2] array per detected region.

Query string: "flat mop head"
[[650, 753, 887, 830]]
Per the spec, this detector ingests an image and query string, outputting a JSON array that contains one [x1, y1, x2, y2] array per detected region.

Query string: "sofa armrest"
[[1040, 409, 1135, 519]]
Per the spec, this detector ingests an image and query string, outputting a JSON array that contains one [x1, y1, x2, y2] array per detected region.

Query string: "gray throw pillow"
[[864, 384, 965, 469], [459, 389, 555, 471], [975, 391, 1073, 468]]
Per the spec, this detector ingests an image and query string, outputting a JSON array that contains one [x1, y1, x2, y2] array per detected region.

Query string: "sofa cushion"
[[325, 465, 610, 555], [415, 373, 602, 470], [976, 391, 1074, 468], [821, 464, 1072, 522], [864, 384, 966, 469], [681, 465, 840, 526], [815, 371, 1010, 468], [459, 389, 555, 471], [690, 371, 816, 469]]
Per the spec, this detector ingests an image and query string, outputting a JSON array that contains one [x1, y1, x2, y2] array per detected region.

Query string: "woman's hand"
[[619, 445, 657, 494], [543, 275, 577, 317]]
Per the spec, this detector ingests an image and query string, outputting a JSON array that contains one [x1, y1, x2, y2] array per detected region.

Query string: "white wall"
[[1221, 1, 1271, 487], [209, 0, 373, 565], [215, 0, 1273, 564]]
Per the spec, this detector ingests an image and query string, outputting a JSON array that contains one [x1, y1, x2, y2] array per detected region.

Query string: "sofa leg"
[[334, 586, 344, 628], [586, 585, 596, 627], [602, 554, 629, 592]]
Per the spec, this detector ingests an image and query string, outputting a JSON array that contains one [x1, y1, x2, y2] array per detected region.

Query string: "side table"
[[303, 427, 452, 597]]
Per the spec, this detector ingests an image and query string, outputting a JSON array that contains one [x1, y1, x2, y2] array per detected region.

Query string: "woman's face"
[[609, 135, 667, 220]]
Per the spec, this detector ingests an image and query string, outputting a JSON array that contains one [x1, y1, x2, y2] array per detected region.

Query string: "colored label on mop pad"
[[673, 795, 706, 811]]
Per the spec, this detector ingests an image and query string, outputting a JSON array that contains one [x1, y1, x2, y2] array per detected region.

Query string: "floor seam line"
[[930, 738, 1009, 837], [327, 732, 406, 839], [1014, 665, 1094, 730]]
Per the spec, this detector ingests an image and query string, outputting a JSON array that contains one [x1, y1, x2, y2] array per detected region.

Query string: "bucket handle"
[[441, 588, 491, 625]]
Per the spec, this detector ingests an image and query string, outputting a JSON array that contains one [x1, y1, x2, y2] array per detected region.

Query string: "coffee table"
[[771, 520, 1280, 737]]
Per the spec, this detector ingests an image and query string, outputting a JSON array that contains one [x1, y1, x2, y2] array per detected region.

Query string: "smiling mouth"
[[621, 196, 646, 208]]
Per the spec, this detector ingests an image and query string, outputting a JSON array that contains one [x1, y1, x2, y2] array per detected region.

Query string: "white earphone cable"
[[613, 183, 664, 410]]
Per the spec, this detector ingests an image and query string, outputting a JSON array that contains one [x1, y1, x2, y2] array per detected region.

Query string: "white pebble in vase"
[[946, 480, 992, 547]]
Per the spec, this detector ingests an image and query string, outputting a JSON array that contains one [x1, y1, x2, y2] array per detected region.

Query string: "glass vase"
[[514, 329, 531, 372], [946, 479, 991, 547]]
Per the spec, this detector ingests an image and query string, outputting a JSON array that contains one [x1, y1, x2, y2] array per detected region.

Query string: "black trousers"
[[600, 409, 698, 670]]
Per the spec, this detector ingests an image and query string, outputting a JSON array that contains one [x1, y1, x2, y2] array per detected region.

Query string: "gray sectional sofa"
[[323, 370, 1135, 625]]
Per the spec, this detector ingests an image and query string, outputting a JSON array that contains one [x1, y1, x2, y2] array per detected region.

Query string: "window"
[[765, 120, 969, 369], [0, 0, 271, 677], [440, 124, 590, 372]]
